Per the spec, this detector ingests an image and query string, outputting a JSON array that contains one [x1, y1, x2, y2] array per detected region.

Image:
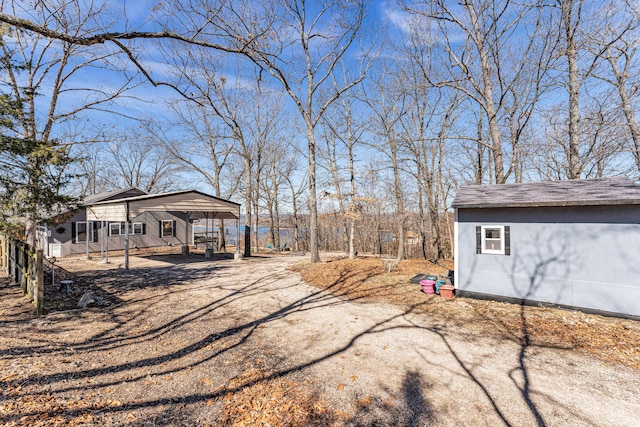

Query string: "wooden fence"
[[0, 233, 44, 315]]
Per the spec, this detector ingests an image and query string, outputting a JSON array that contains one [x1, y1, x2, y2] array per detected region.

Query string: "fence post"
[[0, 234, 5, 272], [9, 238, 15, 280], [0, 233, 4, 270], [35, 249, 44, 315], [20, 241, 27, 295], [28, 246, 36, 300], [1, 234, 45, 316]]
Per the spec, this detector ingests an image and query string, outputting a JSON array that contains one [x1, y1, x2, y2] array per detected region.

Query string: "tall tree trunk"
[[390, 140, 405, 261], [274, 185, 280, 250], [253, 196, 260, 254], [417, 177, 428, 260], [563, 0, 582, 179], [288, 178, 301, 252], [466, 2, 505, 184], [348, 133, 357, 259], [244, 156, 252, 257], [306, 120, 320, 262]]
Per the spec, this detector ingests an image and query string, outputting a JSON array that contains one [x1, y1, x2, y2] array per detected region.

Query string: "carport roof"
[[452, 177, 640, 209], [85, 189, 241, 222]]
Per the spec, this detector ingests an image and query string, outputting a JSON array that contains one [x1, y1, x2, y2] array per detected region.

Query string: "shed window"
[[476, 225, 510, 255]]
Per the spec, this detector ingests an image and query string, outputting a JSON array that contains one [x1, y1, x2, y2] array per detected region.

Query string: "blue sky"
[[6, 0, 631, 200]]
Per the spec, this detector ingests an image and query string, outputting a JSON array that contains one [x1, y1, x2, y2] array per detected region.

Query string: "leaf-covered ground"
[[292, 256, 640, 370], [1, 252, 638, 426]]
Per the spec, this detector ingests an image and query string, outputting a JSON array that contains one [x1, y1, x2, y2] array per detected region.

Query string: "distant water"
[[194, 225, 296, 246]]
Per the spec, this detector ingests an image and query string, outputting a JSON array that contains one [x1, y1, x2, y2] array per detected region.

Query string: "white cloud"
[[381, 1, 414, 35]]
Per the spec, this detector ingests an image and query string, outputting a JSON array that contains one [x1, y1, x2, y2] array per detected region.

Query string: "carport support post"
[[105, 220, 109, 264], [85, 221, 90, 259], [234, 218, 242, 260], [182, 212, 191, 256], [124, 201, 130, 270], [100, 221, 104, 261]]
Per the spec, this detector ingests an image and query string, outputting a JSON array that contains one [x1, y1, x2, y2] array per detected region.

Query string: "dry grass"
[[290, 256, 451, 305], [218, 366, 347, 427], [292, 256, 640, 371]]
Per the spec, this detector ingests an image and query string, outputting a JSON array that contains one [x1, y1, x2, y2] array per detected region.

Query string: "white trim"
[[481, 225, 505, 255], [454, 209, 459, 289], [132, 222, 144, 235], [74, 221, 94, 243], [109, 222, 122, 236]]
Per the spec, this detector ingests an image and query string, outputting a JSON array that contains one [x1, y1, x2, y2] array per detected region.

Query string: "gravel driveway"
[[1, 253, 638, 426]]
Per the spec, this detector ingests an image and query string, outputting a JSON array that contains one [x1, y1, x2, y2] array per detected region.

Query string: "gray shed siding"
[[456, 205, 640, 317], [49, 211, 192, 257]]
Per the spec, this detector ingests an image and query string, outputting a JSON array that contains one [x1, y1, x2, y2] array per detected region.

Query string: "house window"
[[161, 220, 175, 238], [73, 221, 97, 243], [476, 225, 510, 255], [75, 221, 88, 243], [109, 222, 122, 236], [132, 222, 145, 235]]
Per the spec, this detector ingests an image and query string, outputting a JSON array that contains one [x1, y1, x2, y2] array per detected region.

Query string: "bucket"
[[439, 284, 455, 299], [420, 279, 436, 294], [435, 279, 446, 294]]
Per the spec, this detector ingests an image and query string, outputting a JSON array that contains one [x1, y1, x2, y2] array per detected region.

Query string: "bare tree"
[[363, 64, 408, 261], [243, 77, 287, 255], [558, 0, 584, 179], [150, 101, 237, 198], [392, 16, 456, 261], [405, 0, 553, 184], [285, 171, 307, 252], [261, 139, 296, 251], [0, 0, 138, 244], [76, 129, 182, 196], [1, 1, 371, 262], [103, 129, 183, 193], [589, 0, 640, 176], [200, 0, 371, 262], [320, 75, 366, 259]]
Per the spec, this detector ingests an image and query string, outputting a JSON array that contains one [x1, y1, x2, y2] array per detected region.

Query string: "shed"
[[452, 177, 640, 318]]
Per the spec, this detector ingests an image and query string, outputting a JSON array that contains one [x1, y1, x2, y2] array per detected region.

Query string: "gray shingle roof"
[[452, 177, 640, 209]]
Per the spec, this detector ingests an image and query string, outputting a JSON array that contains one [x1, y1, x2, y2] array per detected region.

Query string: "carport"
[[85, 190, 241, 269]]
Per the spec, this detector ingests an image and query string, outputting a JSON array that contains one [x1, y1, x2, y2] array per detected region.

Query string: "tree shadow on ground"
[[349, 369, 434, 426], [0, 255, 611, 426]]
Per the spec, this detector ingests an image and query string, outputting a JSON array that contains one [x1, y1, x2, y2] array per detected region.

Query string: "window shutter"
[[476, 226, 481, 254], [142, 223, 146, 235], [172, 220, 176, 237], [71, 222, 77, 241], [159, 221, 162, 237], [504, 226, 511, 256], [93, 222, 99, 242]]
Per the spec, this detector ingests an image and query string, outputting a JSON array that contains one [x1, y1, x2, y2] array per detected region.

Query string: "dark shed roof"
[[452, 177, 640, 209]]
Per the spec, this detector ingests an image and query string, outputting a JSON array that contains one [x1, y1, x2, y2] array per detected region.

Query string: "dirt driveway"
[[1, 253, 639, 426]]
